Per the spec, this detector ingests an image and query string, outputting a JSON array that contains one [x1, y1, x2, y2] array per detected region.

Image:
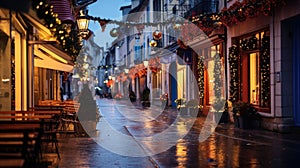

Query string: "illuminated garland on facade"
[[197, 56, 205, 99], [213, 54, 222, 99], [260, 35, 270, 107], [229, 45, 239, 102], [229, 36, 270, 106], [32, 0, 82, 62], [82, 0, 287, 36]]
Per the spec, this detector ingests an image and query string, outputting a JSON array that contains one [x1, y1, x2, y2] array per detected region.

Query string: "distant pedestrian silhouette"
[[77, 84, 97, 121]]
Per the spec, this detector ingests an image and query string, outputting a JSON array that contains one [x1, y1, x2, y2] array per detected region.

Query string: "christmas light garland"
[[229, 35, 270, 106], [32, 0, 82, 62], [229, 45, 239, 102], [213, 53, 222, 99], [260, 35, 270, 106], [197, 56, 204, 99], [30, 0, 285, 64]]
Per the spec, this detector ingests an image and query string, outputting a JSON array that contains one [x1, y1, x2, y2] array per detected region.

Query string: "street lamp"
[[77, 10, 90, 34]]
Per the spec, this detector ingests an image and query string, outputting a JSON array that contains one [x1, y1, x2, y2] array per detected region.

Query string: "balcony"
[[185, 0, 219, 17]]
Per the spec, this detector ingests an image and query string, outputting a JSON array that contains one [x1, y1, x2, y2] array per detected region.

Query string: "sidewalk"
[[54, 99, 300, 167], [124, 106, 300, 168]]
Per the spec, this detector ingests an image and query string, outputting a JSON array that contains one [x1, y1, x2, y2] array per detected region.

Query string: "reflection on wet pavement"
[[57, 98, 300, 168]]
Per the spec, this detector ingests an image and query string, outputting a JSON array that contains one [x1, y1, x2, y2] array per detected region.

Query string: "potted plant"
[[186, 99, 203, 117], [212, 98, 229, 124], [175, 98, 187, 115], [160, 93, 168, 109], [232, 101, 261, 129]]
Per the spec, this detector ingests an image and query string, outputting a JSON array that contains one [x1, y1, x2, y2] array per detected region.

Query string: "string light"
[[229, 45, 239, 102], [32, 0, 82, 62], [197, 56, 205, 99]]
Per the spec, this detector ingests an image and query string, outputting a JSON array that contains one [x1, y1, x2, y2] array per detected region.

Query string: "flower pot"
[[189, 108, 200, 117], [142, 101, 151, 107], [179, 107, 188, 116], [235, 116, 252, 129], [214, 111, 229, 124]]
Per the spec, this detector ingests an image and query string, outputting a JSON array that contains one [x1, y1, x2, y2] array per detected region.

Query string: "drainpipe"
[[224, 0, 229, 104], [272, 9, 276, 118]]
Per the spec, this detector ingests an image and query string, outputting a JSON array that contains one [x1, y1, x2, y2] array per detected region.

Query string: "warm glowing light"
[[124, 68, 129, 74], [77, 10, 90, 32], [143, 60, 149, 67], [2, 78, 10, 82], [149, 39, 157, 47]]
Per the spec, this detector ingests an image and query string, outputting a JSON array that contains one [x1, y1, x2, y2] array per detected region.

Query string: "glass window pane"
[[250, 53, 259, 105]]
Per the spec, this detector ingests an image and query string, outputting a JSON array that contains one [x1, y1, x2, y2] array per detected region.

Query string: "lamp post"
[[77, 10, 90, 36]]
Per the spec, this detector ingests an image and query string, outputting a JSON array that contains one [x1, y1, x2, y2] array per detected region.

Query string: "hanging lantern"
[[153, 30, 162, 40], [149, 39, 157, 47], [76, 10, 90, 33], [110, 28, 119, 37]]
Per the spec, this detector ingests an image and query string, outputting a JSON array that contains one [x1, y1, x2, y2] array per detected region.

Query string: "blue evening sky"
[[88, 0, 131, 49]]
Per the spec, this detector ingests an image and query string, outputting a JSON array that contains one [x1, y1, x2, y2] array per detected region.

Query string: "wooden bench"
[[0, 123, 42, 167], [0, 111, 62, 161]]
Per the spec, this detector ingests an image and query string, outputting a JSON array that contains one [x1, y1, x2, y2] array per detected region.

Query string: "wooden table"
[[0, 115, 53, 120], [0, 111, 61, 115], [0, 159, 24, 168], [0, 124, 41, 131]]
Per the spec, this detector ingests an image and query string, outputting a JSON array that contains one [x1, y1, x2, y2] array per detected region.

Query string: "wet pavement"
[[54, 98, 300, 168]]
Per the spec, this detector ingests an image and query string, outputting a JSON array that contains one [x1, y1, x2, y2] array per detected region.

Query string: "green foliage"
[[197, 56, 205, 99], [229, 45, 239, 102], [260, 35, 271, 107], [32, 0, 82, 61], [232, 101, 258, 117]]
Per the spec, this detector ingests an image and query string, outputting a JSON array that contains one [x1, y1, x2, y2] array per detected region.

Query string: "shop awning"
[[34, 44, 74, 72], [21, 13, 54, 41], [22, 13, 74, 72]]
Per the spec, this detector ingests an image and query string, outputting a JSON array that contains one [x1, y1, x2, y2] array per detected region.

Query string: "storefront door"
[[293, 17, 300, 126]]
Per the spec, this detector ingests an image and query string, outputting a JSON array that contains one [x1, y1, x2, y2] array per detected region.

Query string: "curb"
[[123, 125, 161, 168]]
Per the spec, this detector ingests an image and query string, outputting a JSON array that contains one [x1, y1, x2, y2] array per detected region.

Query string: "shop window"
[[177, 65, 186, 99], [249, 52, 259, 105], [234, 29, 270, 109]]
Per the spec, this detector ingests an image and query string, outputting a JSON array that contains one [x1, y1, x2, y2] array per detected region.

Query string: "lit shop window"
[[249, 52, 260, 105], [177, 65, 186, 99]]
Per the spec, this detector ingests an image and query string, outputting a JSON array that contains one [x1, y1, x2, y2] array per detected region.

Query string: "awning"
[[50, 0, 75, 23], [34, 44, 74, 72], [22, 13, 74, 72], [21, 13, 54, 41]]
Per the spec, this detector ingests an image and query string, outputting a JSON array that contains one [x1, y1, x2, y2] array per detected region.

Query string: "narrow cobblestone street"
[[53, 98, 300, 167]]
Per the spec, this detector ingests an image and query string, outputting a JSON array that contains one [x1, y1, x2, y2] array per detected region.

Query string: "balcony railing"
[[185, 0, 219, 17]]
